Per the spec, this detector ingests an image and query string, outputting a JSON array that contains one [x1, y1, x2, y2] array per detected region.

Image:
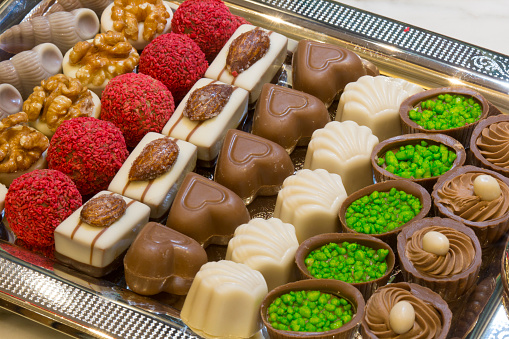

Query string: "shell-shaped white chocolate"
[[100, 1, 172, 50], [0, 84, 23, 120], [0, 43, 63, 99], [0, 9, 100, 55], [304, 120, 379, 195], [181, 260, 268, 339], [43, 0, 112, 16], [273, 169, 347, 243], [336, 75, 423, 141], [226, 218, 298, 291]]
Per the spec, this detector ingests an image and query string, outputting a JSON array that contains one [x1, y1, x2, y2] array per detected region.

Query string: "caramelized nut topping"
[[112, 0, 170, 42], [183, 84, 234, 121], [0, 112, 49, 173], [80, 194, 127, 227], [226, 28, 270, 76], [23, 74, 94, 132], [129, 137, 179, 181], [69, 31, 140, 86]]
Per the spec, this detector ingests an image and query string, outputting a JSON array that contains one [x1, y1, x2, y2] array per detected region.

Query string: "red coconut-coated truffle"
[[5, 169, 82, 249], [172, 0, 248, 61], [101, 73, 175, 147], [139, 33, 208, 102], [47, 117, 129, 196]]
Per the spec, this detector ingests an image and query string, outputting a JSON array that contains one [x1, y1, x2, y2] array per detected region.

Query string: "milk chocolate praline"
[[397, 217, 482, 302], [260, 279, 365, 339], [339, 180, 431, 249], [400, 86, 499, 148], [432, 165, 509, 247], [295, 233, 395, 300], [470, 114, 509, 177], [371, 133, 466, 193]]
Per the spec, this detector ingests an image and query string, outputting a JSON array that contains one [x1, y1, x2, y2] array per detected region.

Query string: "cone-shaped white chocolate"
[[0, 84, 22, 120], [304, 120, 379, 195]]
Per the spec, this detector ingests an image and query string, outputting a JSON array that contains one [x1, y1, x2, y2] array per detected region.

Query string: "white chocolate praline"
[[422, 231, 450, 256], [473, 174, 501, 201], [100, 1, 173, 51], [304, 120, 379, 195], [273, 169, 347, 243], [54, 191, 150, 269], [181, 260, 268, 339], [161, 78, 249, 163], [389, 300, 415, 334], [108, 132, 197, 219], [0, 150, 48, 187], [336, 75, 423, 142], [205, 24, 288, 104], [0, 83, 22, 120], [226, 217, 299, 291]]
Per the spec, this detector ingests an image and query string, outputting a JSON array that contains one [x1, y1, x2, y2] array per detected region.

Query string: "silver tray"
[[1, 0, 509, 338]]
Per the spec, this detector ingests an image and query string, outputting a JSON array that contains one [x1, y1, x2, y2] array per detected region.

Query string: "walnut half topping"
[[80, 194, 127, 227], [183, 84, 234, 121], [226, 28, 270, 77], [23, 74, 94, 132], [0, 112, 49, 173], [129, 137, 179, 182]]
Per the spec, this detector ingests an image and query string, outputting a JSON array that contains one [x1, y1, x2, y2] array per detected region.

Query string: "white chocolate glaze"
[[304, 120, 379, 195], [273, 169, 347, 243], [225, 217, 299, 291], [389, 300, 416, 334], [473, 174, 501, 201], [422, 231, 450, 256]]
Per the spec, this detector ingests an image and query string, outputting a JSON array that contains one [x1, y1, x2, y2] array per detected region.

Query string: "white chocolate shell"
[[181, 260, 268, 339], [0, 43, 63, 99], [304, 120, 379, 195], [0, 9, 100, 55], [0, 84, 23, 120], [336, 75, 423, 141], [273, 169, 347, 243], [42, 0, 112, 17], [226, 218, 299, 291]]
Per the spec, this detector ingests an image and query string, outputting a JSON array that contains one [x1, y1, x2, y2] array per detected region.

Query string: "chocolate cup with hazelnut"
[[260, 279, 365, 339], [339, 179, 432, 249], [470, 114, 509, 177], [400, 86, 500, 148], [432, 165, 509, 247], [361, 282, 452, 339], [371, 133, 466, 193], [295, 233, 395, 300], [501, 237, 509, 308], [397, 217, 482, 302]]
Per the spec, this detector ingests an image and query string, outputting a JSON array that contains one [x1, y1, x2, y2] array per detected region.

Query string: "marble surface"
[[1, 0, 509, 338]]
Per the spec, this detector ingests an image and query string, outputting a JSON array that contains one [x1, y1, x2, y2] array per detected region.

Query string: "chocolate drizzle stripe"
[[141, 180, 154, 202], [186, 122, 204, 142], [167, 115, 184, 136], [122, 181, 130, 196], [70, 220, 82, 240]]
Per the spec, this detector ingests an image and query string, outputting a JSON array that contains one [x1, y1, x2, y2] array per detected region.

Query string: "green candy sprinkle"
[[268, 291, 354, 333]]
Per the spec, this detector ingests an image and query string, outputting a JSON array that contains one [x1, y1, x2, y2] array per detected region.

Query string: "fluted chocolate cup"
[[295, 233, 395, 300], [501, 237, 509, 314], [338, 179, 431, 249], [371, 133, 466, 193], [399, 86, 500, 148], [260, 279, 364, 339], [397, 217, 482, 302]]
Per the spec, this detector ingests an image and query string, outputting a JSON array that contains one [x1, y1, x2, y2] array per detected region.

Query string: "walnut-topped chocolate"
[[226, 28, 270, 76], [129, 137, 179, 181], [183, 83, 234, 121], [80, 194, 127, 227]]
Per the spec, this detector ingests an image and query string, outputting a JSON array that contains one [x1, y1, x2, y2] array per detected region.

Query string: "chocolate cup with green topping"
[[432, 165, 509, 247], [397, 217, 482, 302], [371, 133, 466, 193], [399, 86, 500, 148], [260, 279, 365, 339], [338, 179, 432, 249], [295, 233, 395, 300], [470, 114, 509, 177]]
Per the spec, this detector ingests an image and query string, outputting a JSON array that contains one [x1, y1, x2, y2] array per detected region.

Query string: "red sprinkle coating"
[[5, 169, 82, 249], [172, 0, 248, 61], [139, 33, 208, 102], [47, 117, 129, 196], [101, 73, 175, 147]]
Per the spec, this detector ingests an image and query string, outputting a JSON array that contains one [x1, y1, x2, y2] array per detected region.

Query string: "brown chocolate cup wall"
[[260, 279, 365, 339], [397, 217, 482, 302], [295, 233, 395, 300], [338, 179, 432, 249], [432, 165, 509, 247], [371, 133, 466, 193], [399, 86, 500, 148]]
